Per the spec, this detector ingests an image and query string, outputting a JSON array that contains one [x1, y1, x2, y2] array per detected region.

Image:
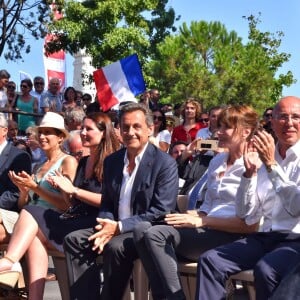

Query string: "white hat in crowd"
[[36, 112, 69, 138]]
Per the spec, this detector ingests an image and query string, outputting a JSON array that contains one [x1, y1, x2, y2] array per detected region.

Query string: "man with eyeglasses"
[[196, 96, 300, 300], [0, 70, 10, 113], [31, 76, 45, 115], [40, 77, 63, 114], [64, 130, 89, 162], [7, 120, 19, 143]]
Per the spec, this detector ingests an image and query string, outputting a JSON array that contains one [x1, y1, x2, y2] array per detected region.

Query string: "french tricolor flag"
[[93, 54, 146, 111]]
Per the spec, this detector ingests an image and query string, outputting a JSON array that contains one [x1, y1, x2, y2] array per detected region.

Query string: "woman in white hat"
[[0, 112, 120, 299], [0, 112, 77, 291]]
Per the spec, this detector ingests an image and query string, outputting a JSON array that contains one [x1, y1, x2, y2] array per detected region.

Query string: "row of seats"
[[125, 195, 256, 300], [0, 195, 256, 300]]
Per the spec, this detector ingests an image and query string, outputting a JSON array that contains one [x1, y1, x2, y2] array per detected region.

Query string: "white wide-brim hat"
[[36, 112, 69, 138]]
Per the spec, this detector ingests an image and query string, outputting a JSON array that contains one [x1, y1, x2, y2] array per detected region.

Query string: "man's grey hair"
[[65, 107, 86, 124], [63, 130, 81, 153], [119, 102, 153, 127], [0, 113, 8, 127]]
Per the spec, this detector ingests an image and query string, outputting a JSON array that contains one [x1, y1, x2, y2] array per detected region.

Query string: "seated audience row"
[[0, 96, 298, 300]]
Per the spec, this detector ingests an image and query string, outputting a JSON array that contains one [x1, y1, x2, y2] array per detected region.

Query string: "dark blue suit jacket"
[[0, 142, 32, 212], [98, 143, 178, 233]]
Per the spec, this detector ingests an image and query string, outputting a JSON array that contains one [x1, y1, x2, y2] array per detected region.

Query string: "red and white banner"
[[43, 4, 66, 91]]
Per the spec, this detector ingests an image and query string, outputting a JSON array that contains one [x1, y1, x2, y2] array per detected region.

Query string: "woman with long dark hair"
[[0, 112, 120, 299], [150, 109, 171, 152]]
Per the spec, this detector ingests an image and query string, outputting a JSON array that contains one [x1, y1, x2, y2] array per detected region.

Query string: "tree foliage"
[[147, 15, 295, 113], [0, 0, 50, 61], [45, 0, 179, 69]]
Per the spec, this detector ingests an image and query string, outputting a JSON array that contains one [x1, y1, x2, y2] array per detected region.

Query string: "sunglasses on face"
[[7, 85, 16, 90], [200, 118, 209, 123], [21, 85, 29, 89], [153, 116, 163, 121], [264, 113, 272, 118]]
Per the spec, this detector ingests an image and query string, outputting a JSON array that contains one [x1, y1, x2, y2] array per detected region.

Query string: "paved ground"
[[44, 280, 61, 300], [27, 257, 251, 300], [42, 280, 249, 300]]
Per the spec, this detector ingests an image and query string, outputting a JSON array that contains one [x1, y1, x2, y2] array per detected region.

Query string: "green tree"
[[148, 16, 295, 113], [45, 0, 179, 69], [0, 0, 50, 61]]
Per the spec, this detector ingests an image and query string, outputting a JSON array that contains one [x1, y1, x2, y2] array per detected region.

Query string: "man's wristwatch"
[[266, 162, 277, 173]]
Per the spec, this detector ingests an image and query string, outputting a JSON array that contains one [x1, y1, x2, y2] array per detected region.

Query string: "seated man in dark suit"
[[0, 113, 32, 212], [0, 113, 31, 244], [63, 103, 179, 300]]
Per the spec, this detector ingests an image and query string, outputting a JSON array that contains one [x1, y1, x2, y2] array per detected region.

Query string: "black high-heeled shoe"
[[0, 256, 21, 289]]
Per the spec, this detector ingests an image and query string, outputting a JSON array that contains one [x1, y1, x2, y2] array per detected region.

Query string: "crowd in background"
[[0, 67, 299, 300]]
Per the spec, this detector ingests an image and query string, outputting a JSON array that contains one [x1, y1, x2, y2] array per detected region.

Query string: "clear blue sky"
[[1, 0, 299, 96]]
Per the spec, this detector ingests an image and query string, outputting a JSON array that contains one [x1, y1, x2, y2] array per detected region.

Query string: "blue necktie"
[[187, 171, 208, 210]]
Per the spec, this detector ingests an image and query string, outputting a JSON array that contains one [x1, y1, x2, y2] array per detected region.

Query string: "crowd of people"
[[0, 68, 299, 300]]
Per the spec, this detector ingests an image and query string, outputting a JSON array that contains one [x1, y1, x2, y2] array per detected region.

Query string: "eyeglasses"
[[21, 85, 28, 88], [153, 116, 163, 121], [34, 82, 44, 85], [264, 113, 273, 118], [275, 114, 300, 124], [7, 85, 16, 90], [69, 150, 83, 158], [200, 118, 209, 123]]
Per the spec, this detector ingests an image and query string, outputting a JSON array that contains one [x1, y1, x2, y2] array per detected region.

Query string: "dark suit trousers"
[[133, 222, 242, 300], [197, 232, 300, 300], [64, 228, 101, 300], [64, 228, 139, 300], [270, 262, 300, 300]]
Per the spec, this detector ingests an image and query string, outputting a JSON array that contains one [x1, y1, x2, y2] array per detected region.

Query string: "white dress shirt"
[[236, 140, 300, 232], [199, 152, 248, 219], [118, 143, 148, 221], [0, 140, 8, 155]]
